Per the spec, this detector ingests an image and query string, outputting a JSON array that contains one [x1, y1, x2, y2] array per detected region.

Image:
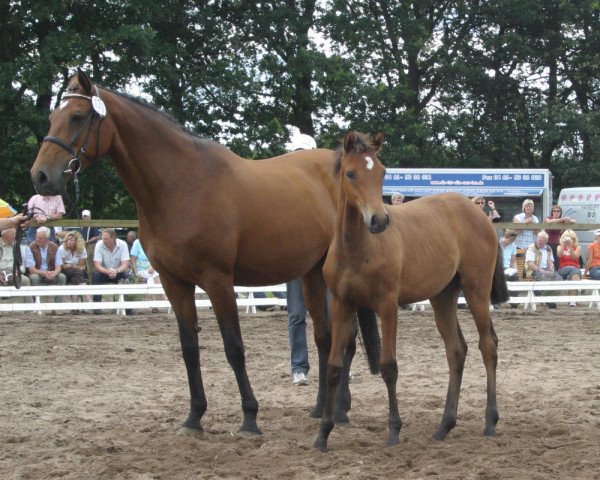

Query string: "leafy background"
[[1, 0, 599, 218]]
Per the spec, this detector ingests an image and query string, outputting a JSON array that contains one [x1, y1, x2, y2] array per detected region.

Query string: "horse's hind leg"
[[203, 275, 261, 435], [430, 290, 468, 440], [160, 275, 207, 432], [464, 286, 499, 436]]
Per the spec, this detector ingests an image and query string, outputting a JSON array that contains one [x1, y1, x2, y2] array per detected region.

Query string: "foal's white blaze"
[[364, 156, 374, 170]]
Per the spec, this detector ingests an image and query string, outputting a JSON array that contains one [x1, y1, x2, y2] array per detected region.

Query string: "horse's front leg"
[[379, 302, 402, 446], [160, 276, 207, 432], [204, 277, 261, 435], [314, 297, 356, 451]]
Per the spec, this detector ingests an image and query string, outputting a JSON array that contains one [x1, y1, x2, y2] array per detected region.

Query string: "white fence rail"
[[0, 284, 287, 315], [2, 281, 600, 315]]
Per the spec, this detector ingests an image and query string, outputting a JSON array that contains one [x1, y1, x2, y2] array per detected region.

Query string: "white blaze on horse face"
[[364, 156, 374, 170], [59, 101, 69, 110]]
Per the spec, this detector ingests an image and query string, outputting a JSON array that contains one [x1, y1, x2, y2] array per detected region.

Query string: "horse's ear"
[[372, 132, 384, 151], [343, 131, 358, 153], [77, 68, 93, 96]]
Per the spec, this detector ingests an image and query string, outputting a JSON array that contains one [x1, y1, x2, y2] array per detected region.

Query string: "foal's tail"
[[491, 245, 510, 305], [356, 306, 381, 374]]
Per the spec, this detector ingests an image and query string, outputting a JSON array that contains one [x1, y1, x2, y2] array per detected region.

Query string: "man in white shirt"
[[91, 228, 130, 312]]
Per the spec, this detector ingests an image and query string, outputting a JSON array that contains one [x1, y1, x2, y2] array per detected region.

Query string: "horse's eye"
[[70, 114, 85, 124], [346, 170, 356, 179]]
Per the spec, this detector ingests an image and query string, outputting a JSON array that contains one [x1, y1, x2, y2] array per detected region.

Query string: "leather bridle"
[[41, 86, 106, 217]]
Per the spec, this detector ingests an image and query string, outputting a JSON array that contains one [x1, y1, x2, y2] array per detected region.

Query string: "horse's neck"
[[103, 91, 225, 213]]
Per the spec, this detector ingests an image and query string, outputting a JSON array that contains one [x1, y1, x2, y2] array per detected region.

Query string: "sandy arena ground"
[[1, 304, 599, 479]]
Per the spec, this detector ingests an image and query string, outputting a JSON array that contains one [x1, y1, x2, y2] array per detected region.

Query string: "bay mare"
[[30, 70, 380, 435], [315, 131, 509, 450]]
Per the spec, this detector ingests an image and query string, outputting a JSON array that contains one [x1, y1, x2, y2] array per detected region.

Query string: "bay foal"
[[315, 131, 508, 450]]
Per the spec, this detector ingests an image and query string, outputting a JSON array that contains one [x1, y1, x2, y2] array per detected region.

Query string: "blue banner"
[[383, 169, 549, 198]]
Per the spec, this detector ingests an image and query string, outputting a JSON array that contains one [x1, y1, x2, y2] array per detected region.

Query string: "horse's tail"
[[491, 245, 510, 304], [356, 306, 381, 374]]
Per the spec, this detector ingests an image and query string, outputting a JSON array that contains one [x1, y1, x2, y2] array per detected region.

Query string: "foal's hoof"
[[483, 426, 497, 437], [333, 411, 350, 425], [310, 406, 323, 419], [177, 426, 204, 437]]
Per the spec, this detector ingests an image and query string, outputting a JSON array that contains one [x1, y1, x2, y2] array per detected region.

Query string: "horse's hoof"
[[314, 437, 329, 452], [239, 425, 263, 436], [176, 426, 203, 436], [483, 426, 496, 437]]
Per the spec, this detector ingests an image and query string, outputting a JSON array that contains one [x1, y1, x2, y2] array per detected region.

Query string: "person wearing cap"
[[584, 229, 600, 280], [512, 198, 540, 250], [391, 192, 404, 205], [500, 229, 519, 281], [285, 132, 317, 386], [78, 209, 101, 283]]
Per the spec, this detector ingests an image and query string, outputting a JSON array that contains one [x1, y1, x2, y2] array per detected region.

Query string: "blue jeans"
[[590, 266, 600, 280], [558, 266, 580, 280], [286, 278, 309, 375]]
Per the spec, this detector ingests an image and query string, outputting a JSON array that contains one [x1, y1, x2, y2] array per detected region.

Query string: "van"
[[557, 187, 600, 258]]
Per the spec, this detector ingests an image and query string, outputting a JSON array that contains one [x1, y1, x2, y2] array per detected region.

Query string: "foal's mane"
[[333, 131, 377, 174]]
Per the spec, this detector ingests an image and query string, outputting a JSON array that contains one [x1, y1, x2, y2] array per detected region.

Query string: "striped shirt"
[[27, 195, 65, 221]]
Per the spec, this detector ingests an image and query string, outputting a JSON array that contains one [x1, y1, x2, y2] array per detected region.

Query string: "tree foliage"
[[1, 0, 599, 216]]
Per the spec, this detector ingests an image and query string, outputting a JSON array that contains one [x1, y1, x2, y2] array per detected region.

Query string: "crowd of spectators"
[[0, 191, 596, 318]]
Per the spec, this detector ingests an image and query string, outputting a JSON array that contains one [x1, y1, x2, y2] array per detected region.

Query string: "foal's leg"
[[302, 267, 355, 421], [429, 290, 468, 440], [463, 286, 499, 436], [203, 275, 261, 434], [379, 301, 402, 446], [160, 275, 207, 432], [314, 297, 356, 451]]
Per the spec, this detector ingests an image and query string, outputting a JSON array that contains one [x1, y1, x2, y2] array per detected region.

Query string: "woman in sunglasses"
[[545, 204, 575, 270], [472, 196, 502, 222]]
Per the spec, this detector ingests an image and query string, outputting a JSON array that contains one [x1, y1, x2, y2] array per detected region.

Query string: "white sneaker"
[[292, 372, 308, 386], [569, 301, 577, 307]]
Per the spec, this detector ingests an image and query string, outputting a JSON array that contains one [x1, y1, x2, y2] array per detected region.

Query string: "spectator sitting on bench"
[[584, 229, 600, 280], [91, 228, 130, 314], [24, 226, 67, 304], [0, 227, 31, 287], [556, 229, 582, 307], [525, 231, 562, 281], [500, 229, 519, 281]]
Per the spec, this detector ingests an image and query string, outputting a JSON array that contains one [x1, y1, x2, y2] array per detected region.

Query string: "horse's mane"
[[107, 89, 218, 149]]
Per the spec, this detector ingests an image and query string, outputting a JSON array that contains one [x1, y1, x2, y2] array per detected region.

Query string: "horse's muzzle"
[[369, 213, 390, 234], [31, 167, 64, 196]]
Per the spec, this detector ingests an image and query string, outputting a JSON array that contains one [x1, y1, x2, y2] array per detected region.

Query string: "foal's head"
[[340, 131, 389, 233]]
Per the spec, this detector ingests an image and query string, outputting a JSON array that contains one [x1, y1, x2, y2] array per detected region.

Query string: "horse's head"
[[31, 69, 111, 196], [340, 131, 389, 233]]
